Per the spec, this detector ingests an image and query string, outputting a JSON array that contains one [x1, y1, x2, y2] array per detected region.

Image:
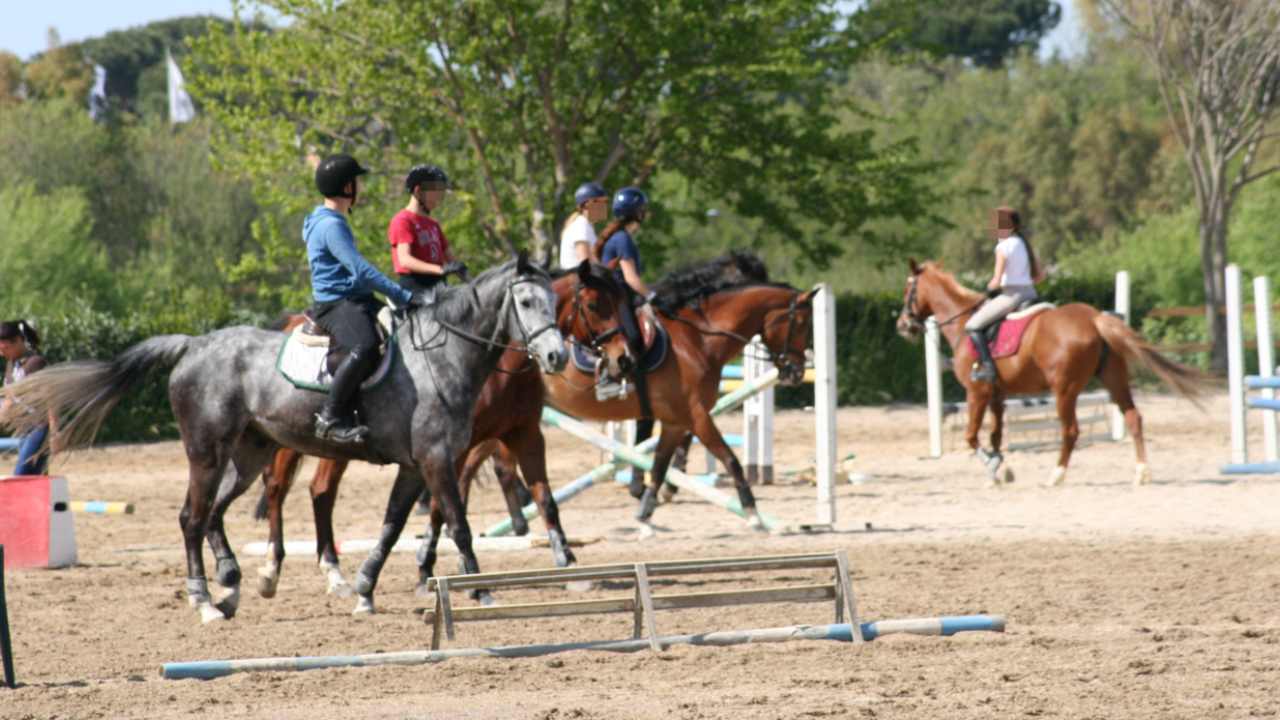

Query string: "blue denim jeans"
[[14, 423, 49, 476]]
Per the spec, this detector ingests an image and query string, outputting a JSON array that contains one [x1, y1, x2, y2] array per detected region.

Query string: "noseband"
[[762, 294, 811, 383]]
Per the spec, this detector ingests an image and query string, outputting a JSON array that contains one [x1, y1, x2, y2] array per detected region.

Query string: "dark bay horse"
[[896, 259, 1206, 487], [0, 256, 567, 622], [253, 262, 629, 599]]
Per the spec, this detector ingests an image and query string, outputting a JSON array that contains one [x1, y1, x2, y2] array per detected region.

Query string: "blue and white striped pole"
[[162, 615, 1006, 680]]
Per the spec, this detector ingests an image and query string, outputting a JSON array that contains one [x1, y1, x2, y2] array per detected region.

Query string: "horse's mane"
[[430, 258, 524, 324], [653, 250, 772, 309], [921, 261, 982, 304]]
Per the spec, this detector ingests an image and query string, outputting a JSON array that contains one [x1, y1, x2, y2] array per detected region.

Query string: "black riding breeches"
[[310, 296, 382, 375]]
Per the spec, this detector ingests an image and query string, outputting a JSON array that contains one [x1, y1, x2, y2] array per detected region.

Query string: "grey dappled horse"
[[1, 256, 566, 623]]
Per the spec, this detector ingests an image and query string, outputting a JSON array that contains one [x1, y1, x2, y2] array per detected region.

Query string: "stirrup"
[[970, 362, 996, 383], [314, 413, 369, 445]]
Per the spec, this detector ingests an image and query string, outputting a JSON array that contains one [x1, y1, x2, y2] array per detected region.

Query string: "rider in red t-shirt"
[[389, 164, 467, 294]]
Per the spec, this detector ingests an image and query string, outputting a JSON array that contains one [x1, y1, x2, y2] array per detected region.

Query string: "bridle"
[[567, 272, 624, 354], [412, 273, 561, 367], [669, 287, 812, 384], [901, 274, 984, 331]]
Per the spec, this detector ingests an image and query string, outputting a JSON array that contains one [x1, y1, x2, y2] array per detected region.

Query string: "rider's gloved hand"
[[408, 291, 433, 309], [986, 287, 1002, 299], [442, 260, 469, 281]]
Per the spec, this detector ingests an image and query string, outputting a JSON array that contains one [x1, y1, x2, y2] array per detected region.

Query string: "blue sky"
[[3, 0, 1084, 62]]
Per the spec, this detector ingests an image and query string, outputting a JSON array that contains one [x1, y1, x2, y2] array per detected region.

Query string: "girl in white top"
[[964, 206, 1047, 382], [559, 182, 609, 269]]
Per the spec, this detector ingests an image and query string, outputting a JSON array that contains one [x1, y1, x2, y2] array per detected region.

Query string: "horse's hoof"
[[1044, 466, 1067, 487], [414, 583, 435, 599], [256, 571, 278, 599], [197, 602, 227, 624], [746, 511, 768, 533], [636, 488, 658, 521], [1134, 463, 1151, 486], [635, 521, 656, 540], [328, 580, 354, 598], [565, 579, 595, 593], [659, 485, 677, 504], [1003, 467, 1015, 484], [353, 595, 375, 616], [512, 518, 530, 536]]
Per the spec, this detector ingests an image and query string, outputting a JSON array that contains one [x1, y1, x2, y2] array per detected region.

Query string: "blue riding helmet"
[[612, 187, 648, 221], [573, 181, 608, 207]]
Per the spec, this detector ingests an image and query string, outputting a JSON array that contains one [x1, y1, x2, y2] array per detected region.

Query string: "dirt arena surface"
[[3, 391, 1279, 719]]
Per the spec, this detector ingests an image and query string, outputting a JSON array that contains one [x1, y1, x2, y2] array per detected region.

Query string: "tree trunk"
[[1200, 208, 1230, 373]]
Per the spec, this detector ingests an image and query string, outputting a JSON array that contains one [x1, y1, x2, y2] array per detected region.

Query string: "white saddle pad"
[[276, 308, 397, 392]]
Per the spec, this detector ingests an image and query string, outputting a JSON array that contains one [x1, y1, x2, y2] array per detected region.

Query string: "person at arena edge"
[[559, 181, 609, 269], [0, 320, 58, 475], [389, 164, 468, 295], [304, 153, 415, 446], [963, 206, 1047, 383], [593, 187, 662, 495]]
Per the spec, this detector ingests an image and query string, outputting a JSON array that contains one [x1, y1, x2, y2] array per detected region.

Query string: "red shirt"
[[388, 209, 450, 274]]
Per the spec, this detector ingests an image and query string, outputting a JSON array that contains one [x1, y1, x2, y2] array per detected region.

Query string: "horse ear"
[[517, 249, 532, 274], [908, 258, 923, 276], [576, 259, 591, 283], [799, 288, 820, 305]]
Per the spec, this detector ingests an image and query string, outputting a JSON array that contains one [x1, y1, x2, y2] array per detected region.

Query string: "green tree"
[[0, 51, 22, 105], [188, 0, 938, 307], [866, 0, 1062, 67], [24, 28, 92, 103], [0, 183, 115, 314]]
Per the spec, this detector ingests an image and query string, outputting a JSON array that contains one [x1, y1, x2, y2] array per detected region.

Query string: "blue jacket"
[[601, 228, 642, 274], [302, 206, 412, 305]]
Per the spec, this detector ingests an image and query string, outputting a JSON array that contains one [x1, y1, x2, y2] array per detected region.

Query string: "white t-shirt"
[[559, 214, 596, 270], [997, 235, 1034, 287]]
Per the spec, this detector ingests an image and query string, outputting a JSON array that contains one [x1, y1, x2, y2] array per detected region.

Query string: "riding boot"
[[315, 350, 371, 445], [968, 330, 997, 383]]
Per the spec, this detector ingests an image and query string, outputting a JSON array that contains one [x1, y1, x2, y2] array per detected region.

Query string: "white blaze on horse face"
[[513, 280, 567, 374]]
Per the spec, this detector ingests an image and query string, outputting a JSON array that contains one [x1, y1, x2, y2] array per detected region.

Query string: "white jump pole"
[[925, 318, 943, 458], [814, 283, 837, 526], [1227, 264, 1247, 465], [1110, 270, 1131, 440], [743, 336, 775, 485], [1255, 275, 1277, 462]]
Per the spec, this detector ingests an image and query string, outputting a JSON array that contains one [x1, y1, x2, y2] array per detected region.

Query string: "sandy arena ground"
[[2, 391, 1278, 719]]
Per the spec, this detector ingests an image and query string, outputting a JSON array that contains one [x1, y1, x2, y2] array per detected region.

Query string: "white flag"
[[167, 51, 195, 124], [88, 63, 107, 120]]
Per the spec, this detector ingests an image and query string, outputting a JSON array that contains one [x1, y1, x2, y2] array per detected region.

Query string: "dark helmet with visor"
[[315, 154, 369, 198], [573, 182, 607, 207], [405, 164, 450, 194]]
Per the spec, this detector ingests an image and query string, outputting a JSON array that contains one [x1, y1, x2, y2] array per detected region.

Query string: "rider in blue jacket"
[[303, 154, 414, 445]]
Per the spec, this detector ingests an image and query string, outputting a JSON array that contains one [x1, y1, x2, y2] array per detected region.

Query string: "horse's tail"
[[1, 334, 194, 450], [1093, 313, 1209, 407], [253, 483, 271, 521]]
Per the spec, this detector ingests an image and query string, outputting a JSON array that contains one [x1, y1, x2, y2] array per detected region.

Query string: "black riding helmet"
[[405, 164, 449, 193], [315, 154, 369, 198]]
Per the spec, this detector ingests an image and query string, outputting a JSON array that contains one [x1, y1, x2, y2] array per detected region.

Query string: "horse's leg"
[[256, 448, 301, 599], [660, 432, 694, 502], [312, 458, 351, 596], [1047, 388, 1081, 487], [508, 425, 577, 572], [635, 424, 688, 524], [965, 384, 1000, 482], [352, 464, 423, 615], [628, 418, 655, 499], [1100, 355, 1149, 485], [987, 390, 1012, 487], [424, 450, 492, 606], [491, 443, 533, 536], [180, 452, 230, 624], [204, 432, 277, 619], [413, 495, 446, 599]]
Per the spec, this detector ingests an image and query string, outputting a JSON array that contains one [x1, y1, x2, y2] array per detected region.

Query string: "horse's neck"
[[927, 278, 981, 352], [696, 288, 786, 366]]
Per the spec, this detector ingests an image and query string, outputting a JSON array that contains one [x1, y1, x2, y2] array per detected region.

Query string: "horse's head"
[[896, 258, 933, 342], [554, 260, 627, 353], [505, 251, 568, 374], [760, 287, 818, 386]]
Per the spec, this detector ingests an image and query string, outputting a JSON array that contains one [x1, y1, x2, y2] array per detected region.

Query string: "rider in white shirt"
[[964, 206, 1046, 383], [559, 182, 609, 269]]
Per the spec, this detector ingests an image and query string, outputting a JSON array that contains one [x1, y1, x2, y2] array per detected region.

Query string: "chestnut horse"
[[896, 259, 1205, 487], [254, 261, 628, 599]]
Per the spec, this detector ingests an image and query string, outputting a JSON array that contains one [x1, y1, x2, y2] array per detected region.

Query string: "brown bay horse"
[[254, 261, 628, 600], [896, 259, 1206, 487]]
